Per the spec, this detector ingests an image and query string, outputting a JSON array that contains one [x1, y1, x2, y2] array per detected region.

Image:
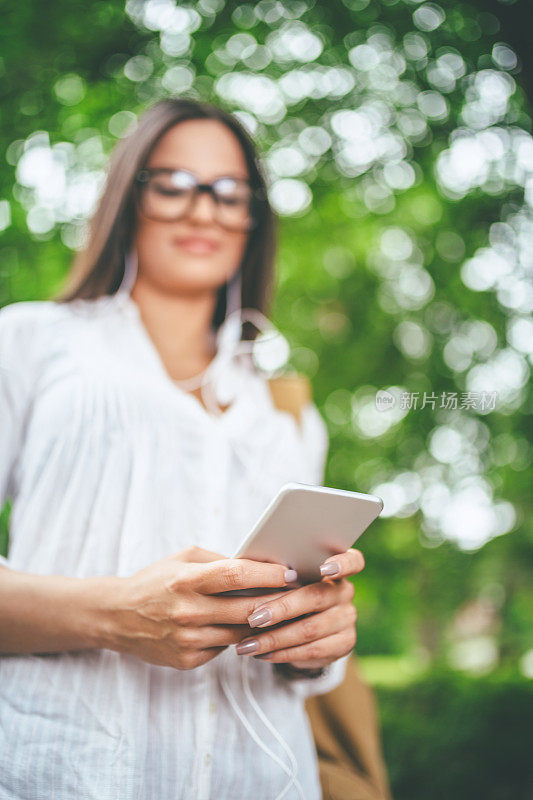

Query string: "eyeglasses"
[[134, 167, 264, 232]]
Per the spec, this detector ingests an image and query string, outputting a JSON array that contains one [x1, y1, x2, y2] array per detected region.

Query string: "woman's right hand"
[[100, 546, 296, 671]]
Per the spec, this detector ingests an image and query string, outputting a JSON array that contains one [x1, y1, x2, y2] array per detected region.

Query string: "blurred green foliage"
[[1, 0, 532, 795], [376, 670, 533, 800]]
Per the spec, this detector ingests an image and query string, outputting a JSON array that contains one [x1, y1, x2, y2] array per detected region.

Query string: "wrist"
[[274, 662, 328, 680], [81, 575, 130, 651]]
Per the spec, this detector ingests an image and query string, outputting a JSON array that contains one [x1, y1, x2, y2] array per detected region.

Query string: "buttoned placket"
[[190, 423, 231, 800], [203, 422, 232, 545], [192, 663, 219, 800]]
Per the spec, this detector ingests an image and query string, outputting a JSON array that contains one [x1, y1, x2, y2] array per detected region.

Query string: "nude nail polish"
[[320, 562, 340, 577], [248, 607, 272, 627], [236, 639, 259, 655]]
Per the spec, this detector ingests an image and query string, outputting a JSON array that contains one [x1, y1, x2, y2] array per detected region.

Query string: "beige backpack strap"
[[267, 372, 312, 426]]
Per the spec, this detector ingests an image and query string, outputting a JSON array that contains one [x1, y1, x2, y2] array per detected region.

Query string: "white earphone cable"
[[219, 651, 305, 800], [188, 271, 310, 799], [119, 248, 309, 799], [241, 657, 306, 800]]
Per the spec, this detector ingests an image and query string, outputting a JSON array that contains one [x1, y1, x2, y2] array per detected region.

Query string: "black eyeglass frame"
[[133, 167, 266, 232]]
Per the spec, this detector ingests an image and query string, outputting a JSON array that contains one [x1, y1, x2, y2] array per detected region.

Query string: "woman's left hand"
[[234, 548, 365, 669]]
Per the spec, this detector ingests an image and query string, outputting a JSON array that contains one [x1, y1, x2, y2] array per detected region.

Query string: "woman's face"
[[134, 118, 250, 298]]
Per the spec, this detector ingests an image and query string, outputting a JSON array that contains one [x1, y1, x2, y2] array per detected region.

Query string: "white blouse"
[[0, 290, 350, 800]]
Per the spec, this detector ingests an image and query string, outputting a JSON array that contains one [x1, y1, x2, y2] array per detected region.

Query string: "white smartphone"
[[219, 482, 383, 596]]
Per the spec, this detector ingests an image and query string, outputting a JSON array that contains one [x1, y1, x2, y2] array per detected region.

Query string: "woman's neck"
[[130, 275, 218, 382]]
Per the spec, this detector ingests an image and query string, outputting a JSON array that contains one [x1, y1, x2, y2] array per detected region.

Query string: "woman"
[[0, 97, 364, 800]]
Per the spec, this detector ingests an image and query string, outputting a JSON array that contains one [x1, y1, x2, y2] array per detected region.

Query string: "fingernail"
[[285, 569, 298, 583], [253, 652, 274, 659], [320, 562, 340, 577], [236, 639, 259, 655], [248, 607, 272, 627]]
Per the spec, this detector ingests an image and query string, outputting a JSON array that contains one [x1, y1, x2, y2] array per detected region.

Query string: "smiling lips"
[[173, 236, 221, 254]]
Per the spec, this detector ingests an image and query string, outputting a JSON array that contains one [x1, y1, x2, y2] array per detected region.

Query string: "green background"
[[1, 1, 532, 797]]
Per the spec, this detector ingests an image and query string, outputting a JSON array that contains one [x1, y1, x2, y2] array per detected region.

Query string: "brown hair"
[[55, 97, 277, 337]]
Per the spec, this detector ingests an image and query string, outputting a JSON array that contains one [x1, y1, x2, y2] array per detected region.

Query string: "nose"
[[187, 190, 217, 225]]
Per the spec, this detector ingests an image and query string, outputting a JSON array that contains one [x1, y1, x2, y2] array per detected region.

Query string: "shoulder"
[[299, 396, 329, 452], [0, 298, 92, 341], [0, 299, 67, 334], [265, 370, 329, 469], [0, 300, 69, 377]]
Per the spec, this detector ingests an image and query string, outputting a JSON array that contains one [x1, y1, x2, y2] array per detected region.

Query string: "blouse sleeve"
[[274, 399, 351, 698], [0, 302, 40, 566]]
